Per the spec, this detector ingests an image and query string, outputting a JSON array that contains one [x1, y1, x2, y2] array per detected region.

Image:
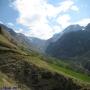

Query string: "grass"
[[0, 35, 16, 48], [0, 34, 28, 55], [0, 72, 16, 87], [49, 63, 90, 83], [0, 72, 30, 90], [25, 54, 90, 85]]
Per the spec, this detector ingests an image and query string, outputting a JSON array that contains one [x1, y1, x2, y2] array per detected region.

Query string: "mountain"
[[48, 24, 83, 43], [46, 30, 90, 58], [46, 23, 90, 58], [63, 24, 83, 33], [0, 24, 50, 53], [0, 24, 43, 53], [49, 33, 62, 42], [28, 36, 61, 53], [28, 37, 47, 53], [46, 23, 90, 73], [85, 23, 90, 32], [0, 23, 90, 89], [46, 24, 84, 58]]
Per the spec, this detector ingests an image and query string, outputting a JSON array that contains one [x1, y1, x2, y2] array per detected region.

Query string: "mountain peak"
[[63, 24, 82, 33]]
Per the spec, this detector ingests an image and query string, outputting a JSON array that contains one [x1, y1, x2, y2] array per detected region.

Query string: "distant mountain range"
[[1, 23, 90, 58], [1, 23, 90, 73]]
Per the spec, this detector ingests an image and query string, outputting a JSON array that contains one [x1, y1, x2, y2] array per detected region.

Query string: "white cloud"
[[76, 18, 90, 26], [7, 22, 14, 27], [53, 25, 62, 33], [27, 20, 54, 39], [15, 28, 23, 33], [57, 14, 71, 29], [59, 0, 74, 12], [71, 5, 79, 11], [12, 0, 79, 39]]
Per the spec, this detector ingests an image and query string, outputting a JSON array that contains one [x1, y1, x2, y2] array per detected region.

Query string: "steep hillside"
[[0, 24, 49, 53], [0, 24, 35, 52], [0, 26, 17, 49], [46, 30, 90, 58]]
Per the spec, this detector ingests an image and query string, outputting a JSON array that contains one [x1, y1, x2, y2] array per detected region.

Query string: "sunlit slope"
[[0, 34, 17, 49]]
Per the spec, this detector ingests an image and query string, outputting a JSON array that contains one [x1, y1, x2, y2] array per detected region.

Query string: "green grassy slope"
[[25, 54, 90, 85]]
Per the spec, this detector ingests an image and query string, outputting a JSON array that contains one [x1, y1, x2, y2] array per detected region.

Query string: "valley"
[[0, 24, 90, 90]]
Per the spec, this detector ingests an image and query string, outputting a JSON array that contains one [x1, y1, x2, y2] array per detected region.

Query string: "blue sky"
[[0, 0, 90, 39]]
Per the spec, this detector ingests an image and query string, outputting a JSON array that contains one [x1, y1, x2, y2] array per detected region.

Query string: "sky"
[[0, 0, 90, 40]]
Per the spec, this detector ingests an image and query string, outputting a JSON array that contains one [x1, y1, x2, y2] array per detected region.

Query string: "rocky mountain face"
[[45, 24, 90, 58], [63, 24, 83, 34]]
